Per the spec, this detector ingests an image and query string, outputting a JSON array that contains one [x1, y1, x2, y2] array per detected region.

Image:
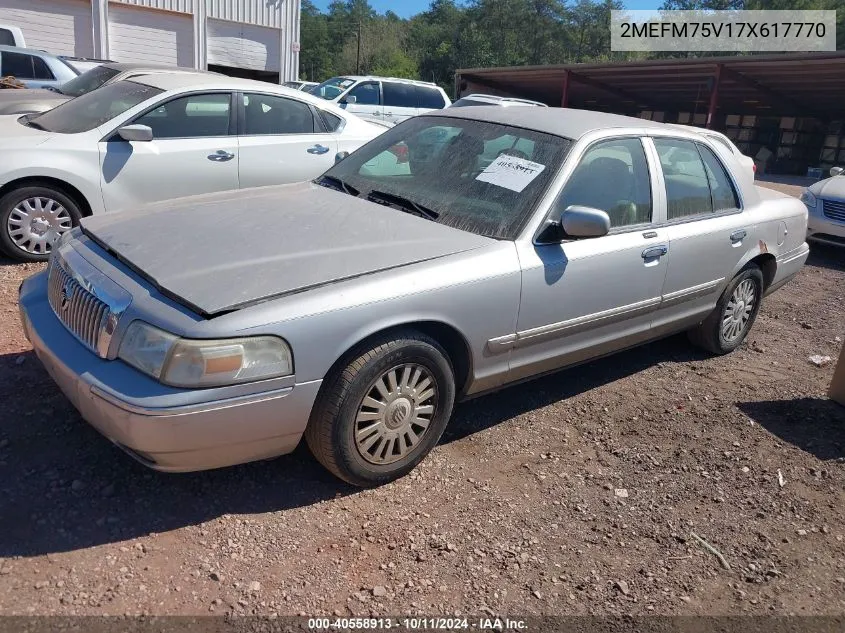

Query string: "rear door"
[[416, 85, 448, 114], [237, 91, 337, 188], [340, 81, 384, 122], [382, 81, 418, 124], [99, 92, 239, 211], [648, 136, 752, 329]]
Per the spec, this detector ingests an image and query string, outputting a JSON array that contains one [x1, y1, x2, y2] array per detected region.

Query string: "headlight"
[[800, 190, 817, 209], [119, 321, 293, 388]]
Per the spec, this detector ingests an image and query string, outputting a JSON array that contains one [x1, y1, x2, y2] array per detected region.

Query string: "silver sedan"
[[19, 108, 809, 486]]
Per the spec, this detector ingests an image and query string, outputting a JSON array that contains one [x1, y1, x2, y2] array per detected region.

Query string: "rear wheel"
[[305, 331, 455, 487], [688, 264, 764, 355], [0, 184, 81, 262]]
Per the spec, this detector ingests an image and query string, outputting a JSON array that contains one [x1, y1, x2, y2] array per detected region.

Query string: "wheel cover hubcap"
[[7, 196, 72, 255], [354, 363, 437, 465], [722, 278, 756, 343]]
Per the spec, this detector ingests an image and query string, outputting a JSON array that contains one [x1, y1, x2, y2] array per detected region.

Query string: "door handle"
[[642, 245, 668, 259], [307, 144, 331, 155], [208, 150, 235, 162], [730, 229, 747, 243]]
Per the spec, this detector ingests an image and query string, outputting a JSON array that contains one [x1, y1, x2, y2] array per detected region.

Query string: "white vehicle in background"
[[311, 76, 450, 125], [801, 166, 845, 247], [668, 124, 756, 181], [0, 24, 25, 47], [283, 80, 319, 92], [0, 74, 386, 262], [450, 94, 547, 108]]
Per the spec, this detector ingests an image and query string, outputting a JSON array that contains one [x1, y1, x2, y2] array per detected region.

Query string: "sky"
[[311, 0, 662, 19]]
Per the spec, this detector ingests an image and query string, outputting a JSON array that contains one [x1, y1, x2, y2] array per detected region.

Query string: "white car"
[[0, 74, 385, 262], [801, 166, 845, 247], [450, 94, 547, 108], [311, 76, 450, 126], [668, 124, 756, 181]]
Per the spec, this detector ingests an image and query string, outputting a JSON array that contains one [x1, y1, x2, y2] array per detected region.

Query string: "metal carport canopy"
[[456, 52, 845, 124]]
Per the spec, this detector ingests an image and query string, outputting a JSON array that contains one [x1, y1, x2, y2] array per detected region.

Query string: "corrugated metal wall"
[[112, 0, 196, 14], [206, 0, 282, 28]]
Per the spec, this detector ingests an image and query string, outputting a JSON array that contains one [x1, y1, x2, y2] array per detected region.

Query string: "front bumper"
[[19, 272, 321, 472], [807, 208, 845, 247]]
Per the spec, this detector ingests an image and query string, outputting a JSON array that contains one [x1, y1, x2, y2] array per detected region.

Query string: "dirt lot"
[[0, 208, 844, 618]]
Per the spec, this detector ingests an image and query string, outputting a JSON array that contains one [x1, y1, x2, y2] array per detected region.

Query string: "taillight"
[[389, 144, 409, 164], [753, 163, 757, 173]]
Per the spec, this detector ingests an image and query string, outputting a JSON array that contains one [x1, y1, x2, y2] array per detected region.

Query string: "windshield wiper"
[[366, 190, 440, 221], [316, 174, 359, 197]]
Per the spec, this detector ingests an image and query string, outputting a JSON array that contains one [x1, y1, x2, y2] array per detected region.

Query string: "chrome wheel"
[[7, 196, 72, 255], [722, 278, 757, 343], [354, 363, 437, 465]]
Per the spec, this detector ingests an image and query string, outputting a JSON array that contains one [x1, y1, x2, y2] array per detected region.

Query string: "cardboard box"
[[830, 344, 845, 407]]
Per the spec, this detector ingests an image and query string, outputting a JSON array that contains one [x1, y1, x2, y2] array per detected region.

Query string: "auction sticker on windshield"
[[476, 154, 546, 192]]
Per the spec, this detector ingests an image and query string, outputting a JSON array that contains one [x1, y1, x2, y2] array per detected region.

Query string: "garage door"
[[108, 3, 193, 67], [207, 19, 280, 72], [0, 0, 93, 57]]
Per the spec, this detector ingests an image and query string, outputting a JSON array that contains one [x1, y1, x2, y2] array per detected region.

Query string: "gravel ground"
[[0, 208, 844, 618]]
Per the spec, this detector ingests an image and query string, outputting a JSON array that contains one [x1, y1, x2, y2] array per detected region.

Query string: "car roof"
[[0, 44, 56, 58], [428, 106, 669, 140], [334, 75, 441, 88], [104, 62, 203, 73], [455, 94, 547, 107]]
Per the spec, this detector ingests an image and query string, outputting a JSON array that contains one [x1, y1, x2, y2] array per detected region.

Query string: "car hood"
[[811, 175, 845, 199], [0, 113, 55, 146], [0, 88, 67, 114], [81, 182, 494, 316]]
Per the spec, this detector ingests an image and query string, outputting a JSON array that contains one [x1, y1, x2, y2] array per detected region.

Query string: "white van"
[[0, 25, 25, 48], [311, 76, 450, 125]]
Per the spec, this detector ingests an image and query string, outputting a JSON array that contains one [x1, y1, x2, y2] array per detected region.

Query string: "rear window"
[[0, 29, 15, 46], [60, 64, 120, 97], [417, 86, 446, 109]]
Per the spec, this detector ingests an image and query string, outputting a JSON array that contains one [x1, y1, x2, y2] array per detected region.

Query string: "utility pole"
[[356, 21, 362, 75]]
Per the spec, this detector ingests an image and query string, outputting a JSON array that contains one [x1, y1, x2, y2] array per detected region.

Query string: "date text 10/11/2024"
[[307, 617, 528, 631]]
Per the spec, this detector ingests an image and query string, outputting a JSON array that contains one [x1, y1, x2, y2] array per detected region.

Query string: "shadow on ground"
[[807, 243, 845, 272], [0, 335, 706, 557], [738, 397, 845, 462]]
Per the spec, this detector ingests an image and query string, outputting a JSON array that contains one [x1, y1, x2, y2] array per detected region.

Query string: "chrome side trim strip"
[[660, 278, 723, 307], [487, 334, 517, 353]]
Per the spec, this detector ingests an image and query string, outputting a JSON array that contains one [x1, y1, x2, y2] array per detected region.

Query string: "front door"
[[341, 81, 384, 123], [509, 137, 669, 382], [99, 92, 239, 211], [648, 137, 752, 329], [237, 92, 338, 189]]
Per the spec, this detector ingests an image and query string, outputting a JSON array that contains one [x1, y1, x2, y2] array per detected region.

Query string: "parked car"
[[0, 62, 213, 115], [0, 24, 25, 48], [0, 45, 78, 89], [451, 94, 547, 108], [668, 124, 756, 181], [0, 73, 385, 261], [311, 75, 450, 125], [18, 107, 809, 486], [801, 166, 845, 247], [283, 80, 319, 92]]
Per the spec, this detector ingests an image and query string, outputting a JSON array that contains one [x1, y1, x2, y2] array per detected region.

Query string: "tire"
[[688, 263, 764, 355], [0, 184, 82, 262], [305, 331, 456, 487]]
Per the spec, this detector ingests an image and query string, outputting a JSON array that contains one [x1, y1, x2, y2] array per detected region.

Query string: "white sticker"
[[476, 154, 546, 193], [341, 79, 355, 87]]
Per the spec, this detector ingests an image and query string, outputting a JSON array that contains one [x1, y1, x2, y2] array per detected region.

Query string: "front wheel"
[[305, 331, 456, 487], [688, 264, 764, 355], [0, 184, 81, 262]]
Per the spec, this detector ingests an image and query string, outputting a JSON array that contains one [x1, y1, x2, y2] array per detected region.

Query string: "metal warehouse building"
[[0, 0, 301, 82]]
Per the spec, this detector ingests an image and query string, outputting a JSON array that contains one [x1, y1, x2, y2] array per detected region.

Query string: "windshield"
[[30, 80, 162, 134], [320, 116, 572, 240], [59, 64, 120, 97], [312, 76, 355, 101]]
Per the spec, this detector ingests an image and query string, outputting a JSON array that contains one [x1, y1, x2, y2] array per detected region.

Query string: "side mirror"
[[831, 166, 844, 177], [335, 151, 350, 164], [117, 124, 153, 142], [339, 95, 357, 109], [561, 205, 610, 238]]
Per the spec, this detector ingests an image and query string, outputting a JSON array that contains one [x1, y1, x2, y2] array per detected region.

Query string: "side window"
[[319, 110, 343, 133], [0, 29, 16, 46], [2, 51, 34, 79], [382, 82, 416, 109], [416, 86, 446, 109], [133, 93, 232, 139], [698, 143, 740, 211], [32, 56, 54, 80], [345, 82, 380, 106], [557, 137, 652, 228], [243, 93, 315, 135], [654, 138, 713, 220]]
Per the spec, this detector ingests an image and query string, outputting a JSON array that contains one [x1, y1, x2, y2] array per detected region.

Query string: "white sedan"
[[0, 74, 386, 261]]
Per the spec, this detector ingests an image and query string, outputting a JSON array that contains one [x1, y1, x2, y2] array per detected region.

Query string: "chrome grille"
[[48, 258, 110, 356], [823, 199, 845, 223]]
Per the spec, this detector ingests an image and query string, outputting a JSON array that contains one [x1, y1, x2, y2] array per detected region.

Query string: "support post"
[[706, 64, 722, 129], [561, 69, 570, 108]]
